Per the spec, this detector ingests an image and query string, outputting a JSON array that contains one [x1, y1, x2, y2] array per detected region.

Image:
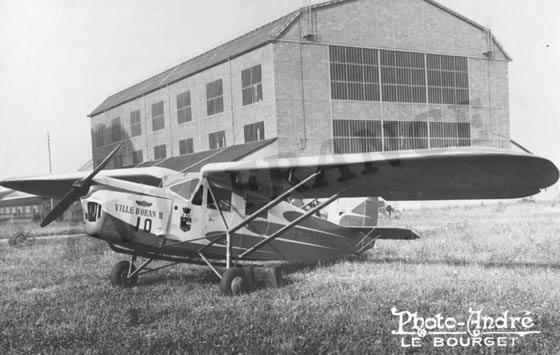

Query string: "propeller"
[[40, 143, 123, 227]]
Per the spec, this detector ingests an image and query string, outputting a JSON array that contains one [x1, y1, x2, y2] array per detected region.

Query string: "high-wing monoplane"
[[1, 145, 558, 295]]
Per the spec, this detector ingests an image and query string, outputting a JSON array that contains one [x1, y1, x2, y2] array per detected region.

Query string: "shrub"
[[8, 225, 34, 247]]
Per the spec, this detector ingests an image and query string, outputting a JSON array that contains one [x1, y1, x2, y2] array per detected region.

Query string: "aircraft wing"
[[201, 147, 559, 200], [0, 167, 177, 198]]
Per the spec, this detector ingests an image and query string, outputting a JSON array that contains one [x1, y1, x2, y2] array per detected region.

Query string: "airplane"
[[1, 144, 558, 295]]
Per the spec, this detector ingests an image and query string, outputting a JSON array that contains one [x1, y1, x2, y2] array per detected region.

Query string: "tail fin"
[[337, 197, 382, 227]]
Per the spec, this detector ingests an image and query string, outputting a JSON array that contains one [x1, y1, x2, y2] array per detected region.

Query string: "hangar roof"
[[132, 138, 277, 173], [89, 0, 510, 117]]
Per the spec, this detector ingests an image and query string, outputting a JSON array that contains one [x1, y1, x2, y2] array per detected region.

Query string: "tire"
[[219, 267, 250, 296], [111, 261, 138, 288]]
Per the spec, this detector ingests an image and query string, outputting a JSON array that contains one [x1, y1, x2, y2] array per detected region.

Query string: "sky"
[[0, 0, 558, 179]]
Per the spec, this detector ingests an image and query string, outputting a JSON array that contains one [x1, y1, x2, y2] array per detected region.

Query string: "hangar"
[[89, 0, 511, 168]]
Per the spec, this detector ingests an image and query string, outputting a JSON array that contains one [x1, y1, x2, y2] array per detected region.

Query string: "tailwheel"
[[111, 260, 138, 288], [219, 267, 251, 296]]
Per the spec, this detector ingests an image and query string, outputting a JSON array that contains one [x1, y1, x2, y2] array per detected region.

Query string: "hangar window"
[[154, 144, 167, 160], [329, 46, 380, 101], [244, 121, 265, 143], [94, 124, 105, 147], [383, 121, 429, 151], [206, 79, 224, 116], [131, 150, 143, 165], [427, 55, 469, 105], [130, 110, 141, 137], [242, 65, 263, 106], [111, 117, 121, 142], [430, 122, 471, 148], [179, 138, 194, 155], [333, 120, 468, 153], [333, 119, 382, 154], [380, 50, 426, 103], [209, 131, 226, 149], [152, 101, 165, 131], [177, 91, 192, 124]]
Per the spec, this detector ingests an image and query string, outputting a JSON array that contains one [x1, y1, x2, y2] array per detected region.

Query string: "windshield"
[[170, 178, 200, 200]]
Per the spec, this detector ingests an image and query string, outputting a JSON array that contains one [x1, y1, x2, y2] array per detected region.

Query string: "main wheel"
[[219, 267, 250, 296], [111, 261, 138, 288]]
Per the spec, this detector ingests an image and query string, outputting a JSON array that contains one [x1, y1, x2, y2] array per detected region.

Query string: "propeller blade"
[[40, 143, 123, 227], [40, 189, 81, 227], [82, 143, 123, 185]]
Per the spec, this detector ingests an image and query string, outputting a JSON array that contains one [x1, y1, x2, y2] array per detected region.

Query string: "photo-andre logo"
[[391, 307, 541, 348]]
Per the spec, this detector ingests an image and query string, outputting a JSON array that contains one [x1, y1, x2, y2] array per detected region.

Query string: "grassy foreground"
[[0, 221, 84, 239], [1, 200, 559, 354]]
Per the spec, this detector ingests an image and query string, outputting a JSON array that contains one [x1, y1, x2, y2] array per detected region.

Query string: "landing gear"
[[111, 260, 138, 288], [109, 255, 181, 288], [219, 267, 251, 296]]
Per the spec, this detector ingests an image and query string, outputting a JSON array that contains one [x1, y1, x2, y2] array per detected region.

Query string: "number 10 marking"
[[134, 217, 152, 233]]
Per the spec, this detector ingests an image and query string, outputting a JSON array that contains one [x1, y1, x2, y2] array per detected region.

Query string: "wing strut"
[[198, 171, 323, 271], [237, 192, 342, 259]]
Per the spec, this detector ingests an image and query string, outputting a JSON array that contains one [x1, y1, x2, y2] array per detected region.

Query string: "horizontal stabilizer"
[[353, 227, 420, 255], [357, 227, 421, 240]]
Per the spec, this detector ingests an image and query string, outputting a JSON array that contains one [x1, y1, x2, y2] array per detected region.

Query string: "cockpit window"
[[170, 178, 200, 200]]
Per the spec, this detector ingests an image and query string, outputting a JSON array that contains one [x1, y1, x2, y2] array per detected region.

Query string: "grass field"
[[1, 200, 559, 353], [0, 221, 84, 239]]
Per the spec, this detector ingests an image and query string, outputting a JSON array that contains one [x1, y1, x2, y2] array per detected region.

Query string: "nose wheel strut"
[[110, 255, 178, 288]]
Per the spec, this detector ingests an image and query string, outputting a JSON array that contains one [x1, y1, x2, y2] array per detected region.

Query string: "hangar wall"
[[91, 45, 278, 167], [273, 0, 510, 157], [89, 0, 511, 167]]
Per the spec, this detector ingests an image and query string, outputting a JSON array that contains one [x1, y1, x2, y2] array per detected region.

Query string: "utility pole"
[[47, 132, 53, 174], [47, 132, 54, 212]]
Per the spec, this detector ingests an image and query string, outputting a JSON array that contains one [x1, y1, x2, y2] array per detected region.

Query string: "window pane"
[[456, 89, 469, 105], [427, 70, 441, 86], [364, 84, 379, 101], [331, 63, 347, 81], [332, 82, 348, 100], [347, 64, 363, 82], [428, 87, 442, 104], [427, 54, 440, 69], [252, 65, 262, 84], [455, 72, 469, 88], [362, 48, 378, 65], [177, 92, 190, 109], [178, 107, 192, 124], [347, 47, 362, 63], [411, 69, 425, 85], [152, 101, 164, 116], [241, 69, 251, 87], [441, 55, 455, 70], [382, 85, 397, 102], [244, 121, 265, 143]]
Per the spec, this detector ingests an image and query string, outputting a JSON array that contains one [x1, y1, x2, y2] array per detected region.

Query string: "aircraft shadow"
[[364, 256, 560, 271], [138, 268, 218, 287], [128, 255, 560, 290]]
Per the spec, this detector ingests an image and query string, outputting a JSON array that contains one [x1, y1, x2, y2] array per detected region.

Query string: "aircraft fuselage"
[[81, 174, 363, 262]]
